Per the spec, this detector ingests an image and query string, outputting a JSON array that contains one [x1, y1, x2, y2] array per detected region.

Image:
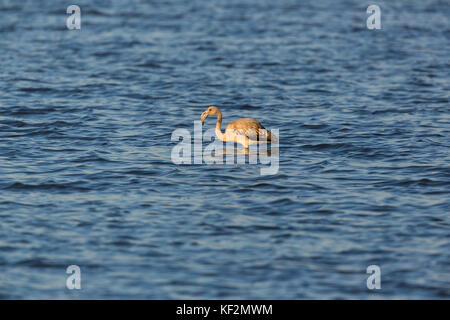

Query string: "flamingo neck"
[[215, 110, 225, 141]]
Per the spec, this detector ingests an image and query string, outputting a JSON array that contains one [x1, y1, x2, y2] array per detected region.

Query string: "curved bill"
[[201, 111, 208, 125]]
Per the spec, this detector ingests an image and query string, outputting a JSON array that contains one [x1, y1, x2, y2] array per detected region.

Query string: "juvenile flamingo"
[[200, 106, 277, 149]]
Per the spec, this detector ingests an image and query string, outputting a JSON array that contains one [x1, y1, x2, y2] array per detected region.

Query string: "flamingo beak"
[[201, 111, 208, 125]]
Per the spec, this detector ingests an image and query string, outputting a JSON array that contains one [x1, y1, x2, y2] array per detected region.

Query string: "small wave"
[[238, 104, 260, 110], [4, 182, 90, 191], [306, 88, 334, 94], [269, 198, 297, 206], [375, 178, 447, 188], [14, 259, 68, 269], [301, 123, 328, 129], [0, 120, 27, 127], [14, 258, 103, 269], [18, 87, 54, 93], [124, 169, 159, 176], [135, 61, 162, 68], [9, 77, 47, 83], [84, 9, 108, 16], [302, 143, 350, 151], [371, 108, 415, 115], [72, 155, 115, 163], [3, 106, 57, 115]]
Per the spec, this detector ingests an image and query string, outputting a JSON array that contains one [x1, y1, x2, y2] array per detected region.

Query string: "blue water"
[[0, 0, 449, 299]]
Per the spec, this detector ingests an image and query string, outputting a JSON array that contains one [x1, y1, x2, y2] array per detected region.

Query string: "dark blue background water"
[[0, 0, 449, 299]]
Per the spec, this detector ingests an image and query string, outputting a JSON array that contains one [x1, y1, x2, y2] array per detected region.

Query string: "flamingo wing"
[[225, 118, 272, 141]]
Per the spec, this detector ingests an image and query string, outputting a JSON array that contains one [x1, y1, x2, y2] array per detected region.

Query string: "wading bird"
[[200, 106, 277, 149]]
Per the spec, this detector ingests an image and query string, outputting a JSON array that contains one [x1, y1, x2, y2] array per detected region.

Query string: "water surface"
[[0, 0, 449, 299]]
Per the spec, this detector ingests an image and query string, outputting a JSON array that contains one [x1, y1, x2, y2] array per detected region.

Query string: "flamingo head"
[[201, 106, 219, 125]]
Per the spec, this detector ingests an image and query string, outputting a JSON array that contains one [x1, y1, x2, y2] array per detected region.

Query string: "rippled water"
[[0, 0, 449, 299]]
